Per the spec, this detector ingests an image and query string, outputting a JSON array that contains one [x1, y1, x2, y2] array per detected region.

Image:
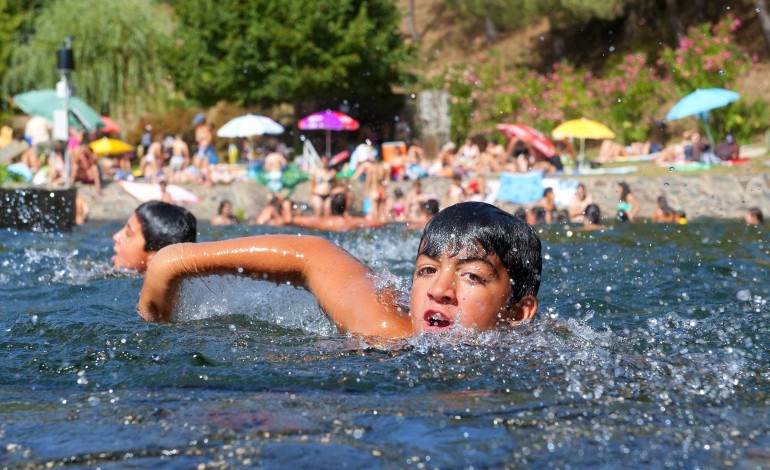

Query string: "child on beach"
[[137, 202, 541, 339], [112, 201, 198, 272]]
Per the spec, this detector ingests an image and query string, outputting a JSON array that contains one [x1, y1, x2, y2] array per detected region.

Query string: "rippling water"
[[1, 220, 769, 468]]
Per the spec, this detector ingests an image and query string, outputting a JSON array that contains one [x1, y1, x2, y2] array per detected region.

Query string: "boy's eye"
[[416, 266, 436, 276], [463, 272, 487, 284]]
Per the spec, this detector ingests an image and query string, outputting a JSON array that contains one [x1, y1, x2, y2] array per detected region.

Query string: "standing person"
[[141, 137, 163, 183], [616, 181, 640, 222], [309, 156, 336, 215], [112, 201, 197, 272], [169, 134, 190, 182], [567, 184, 593, 223], [444, 174, 465, 207], [262, 143, 288, 194], [71, 141, 101, 195], [140, 125, 153, 155], [387, 188, 408, 222]]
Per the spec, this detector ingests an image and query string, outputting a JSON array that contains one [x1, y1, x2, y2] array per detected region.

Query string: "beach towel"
[[118, 181, 200, 203], [496, 171, 543, 204]]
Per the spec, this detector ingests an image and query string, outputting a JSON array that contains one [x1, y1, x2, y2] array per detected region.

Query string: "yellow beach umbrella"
[[89, 137, 133, 156], [552, 118, 616, 168]]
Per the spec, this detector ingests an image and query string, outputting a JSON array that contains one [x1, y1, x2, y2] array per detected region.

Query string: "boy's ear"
[[510, 295, 538, 322]]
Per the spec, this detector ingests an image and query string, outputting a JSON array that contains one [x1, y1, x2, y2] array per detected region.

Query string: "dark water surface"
[[1, 220, 769, 468]]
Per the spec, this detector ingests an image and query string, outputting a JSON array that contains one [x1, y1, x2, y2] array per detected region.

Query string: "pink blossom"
[[676, 56, 685, 65]]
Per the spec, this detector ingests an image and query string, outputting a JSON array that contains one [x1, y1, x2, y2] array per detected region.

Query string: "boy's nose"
[[427, 270, 457, 304]]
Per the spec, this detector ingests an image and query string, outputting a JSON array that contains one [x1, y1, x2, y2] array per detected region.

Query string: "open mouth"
[[424, 311, 452, 330]]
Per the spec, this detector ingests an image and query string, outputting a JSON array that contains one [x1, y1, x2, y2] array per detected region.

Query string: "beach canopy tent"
[[552, 118, 615, 167], [13, 89, 104, 132], [665, 88, 740, 148], [298, 110, 359, 157]]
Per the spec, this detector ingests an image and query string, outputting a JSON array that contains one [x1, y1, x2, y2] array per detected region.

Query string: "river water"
[[1, 220, 768, 468]]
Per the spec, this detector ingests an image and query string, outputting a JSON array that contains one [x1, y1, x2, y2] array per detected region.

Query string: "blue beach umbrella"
[[665, 88, 740, 147]]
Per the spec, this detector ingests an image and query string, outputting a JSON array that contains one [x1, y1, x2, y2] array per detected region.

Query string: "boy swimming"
[[137, 202, 541, 338], [112, 201, 198, 272]]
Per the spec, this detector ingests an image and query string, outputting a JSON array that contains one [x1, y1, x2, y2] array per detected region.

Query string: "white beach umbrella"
[[216, 114, 284, 138]]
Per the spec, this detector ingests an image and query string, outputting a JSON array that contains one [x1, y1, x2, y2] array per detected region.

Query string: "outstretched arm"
[[137, 235, 412, 338]]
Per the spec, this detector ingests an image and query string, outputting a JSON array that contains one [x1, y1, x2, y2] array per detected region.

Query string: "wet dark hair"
[[218, 200, 231, 215], [749, 207, 764, 223], [422, 199, 440, 216], [394, 188, 404, 199], [542, 187, 554, 198], [512, 208, 527, 221], [584, 204, 601, 225], [531, 206, 547, 224], [418, 202, 541, 305], [657, 196, 673, 216], [134, 201, 197, 252], [330, 193, 347, 215], [618, 182, 631, 202]]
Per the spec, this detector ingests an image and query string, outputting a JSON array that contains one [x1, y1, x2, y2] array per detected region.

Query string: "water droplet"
[[719, 69, 725, 76], [669, 166, 675, 172], [664, 182, 669, 187], [617, 98, 622, 103], [736, 289, 751, 301]]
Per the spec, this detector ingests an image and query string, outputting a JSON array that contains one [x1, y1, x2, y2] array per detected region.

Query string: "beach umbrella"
[[552, 118, 616, 166], [298, 110, 360, 157], [665, 88, 740, 148], [99, 115, 121, 134], [13, 89, 104, 132], [496, 123, 557, 157], [89, 137, 133, 156], [216, 114, 284, 138]]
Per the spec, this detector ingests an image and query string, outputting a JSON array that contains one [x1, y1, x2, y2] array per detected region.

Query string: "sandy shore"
[[76, 166, 770, 224]]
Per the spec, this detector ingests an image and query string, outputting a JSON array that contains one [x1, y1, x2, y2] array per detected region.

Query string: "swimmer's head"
[[422, 199, 440, 217], [584, 203, 601, 225], [112, 201, 197, 271], [417, 202, 541, 307], [136, 201, 197, 251], [330, 193, 347, 216], [745, 207, 764, 225]]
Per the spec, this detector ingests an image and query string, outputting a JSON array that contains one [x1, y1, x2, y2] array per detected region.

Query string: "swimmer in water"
[[112, 201, 197, 272], [137, 202, 541, 339]]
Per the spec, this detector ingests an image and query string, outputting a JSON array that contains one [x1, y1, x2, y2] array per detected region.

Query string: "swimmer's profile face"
[[112, 213, 151, 271], [410, 248, 513, 334]]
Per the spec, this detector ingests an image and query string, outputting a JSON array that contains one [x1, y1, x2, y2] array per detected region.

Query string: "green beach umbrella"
[[13, 89, 104, 132]]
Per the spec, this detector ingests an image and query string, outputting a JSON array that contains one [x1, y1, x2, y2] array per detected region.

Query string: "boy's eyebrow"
[[455, 255, 498, 273]]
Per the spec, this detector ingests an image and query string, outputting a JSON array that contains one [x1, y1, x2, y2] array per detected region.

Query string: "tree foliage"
[[166, 0, 415, 108], [3, 0, 176, 114]]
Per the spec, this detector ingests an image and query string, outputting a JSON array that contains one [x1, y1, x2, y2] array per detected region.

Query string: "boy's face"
[[410, 247, 515, 334], [112, 213, 151, 271]]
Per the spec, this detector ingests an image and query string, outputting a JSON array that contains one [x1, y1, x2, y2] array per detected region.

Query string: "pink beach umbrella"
[[298, 110, 360, 157], [496, 123, 557, 158]]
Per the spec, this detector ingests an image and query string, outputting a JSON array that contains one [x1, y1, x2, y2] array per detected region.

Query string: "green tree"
[[3, 0, 176, 115], [0, 0, 24, 83], [167, 0, 414, 109]]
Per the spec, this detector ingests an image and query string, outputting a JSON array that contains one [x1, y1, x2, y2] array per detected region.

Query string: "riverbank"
[[75, 167, 770, 224]]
